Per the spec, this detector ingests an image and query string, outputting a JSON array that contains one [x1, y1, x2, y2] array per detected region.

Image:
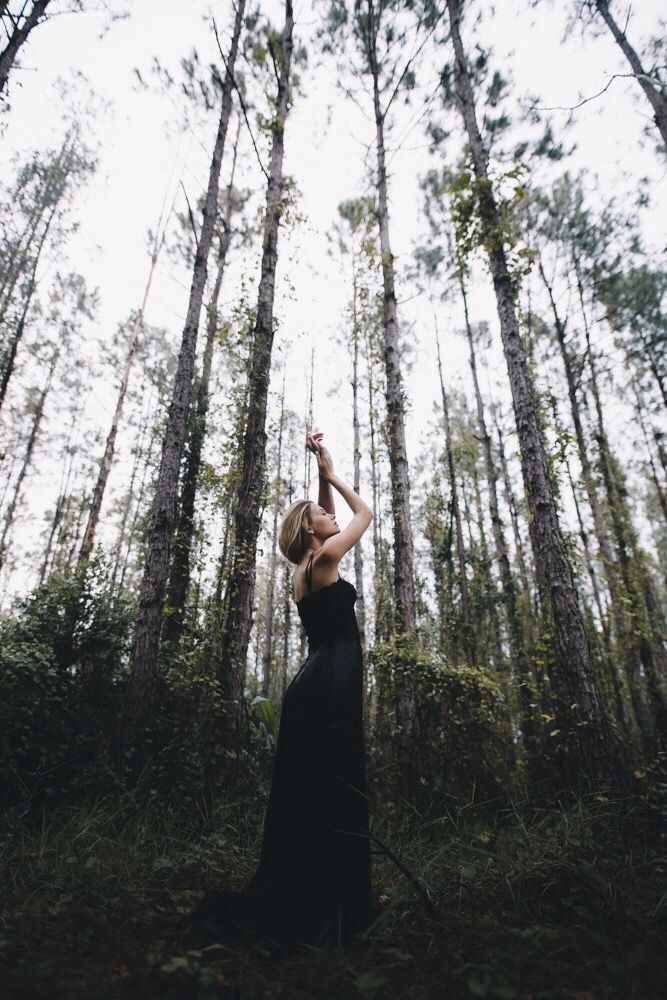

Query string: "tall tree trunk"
[[585, 332, 667, 743], [367, 21, 416, 636], [214, 0, 294, 782], [0, 182, 62, 411], [351, 277, 367, 648], [39, 398, 84, 586], [363, 322, 388, 641], [0, 0, 52, 95], [435, 330, 474, 666], [79, 193, 173, 566], [163, 125, 241, 645], [261, 374, 286, 697], [461, 280, 540, 755], [118, 0, 245, 761], [299, 347, 314, 660], [495, 419, 532, 609], [539, 258, 651, 742], [632, 377, 667, 526], [593, 0, 667, 154], [0, 355, 56, 570], [446, 0, 619, 785]]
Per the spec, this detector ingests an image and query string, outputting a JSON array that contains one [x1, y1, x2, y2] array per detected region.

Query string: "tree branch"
[[530, 72, 664, 114], [212, 17, 270, 184]]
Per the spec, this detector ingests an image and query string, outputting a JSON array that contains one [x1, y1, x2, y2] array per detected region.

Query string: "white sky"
[[1, 0, 665, 605]]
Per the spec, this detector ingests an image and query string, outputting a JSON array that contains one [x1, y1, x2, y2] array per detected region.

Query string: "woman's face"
[[308, 503, 339, 542]]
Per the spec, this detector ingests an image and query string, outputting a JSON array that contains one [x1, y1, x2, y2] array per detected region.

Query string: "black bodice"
[[296, 563, 360, 649]]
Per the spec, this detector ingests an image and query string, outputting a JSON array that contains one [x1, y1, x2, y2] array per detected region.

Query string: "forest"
[[0, 0, 665, 996]]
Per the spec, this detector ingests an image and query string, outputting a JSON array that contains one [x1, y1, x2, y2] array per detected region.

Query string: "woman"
[[193, 431, 374, 949]]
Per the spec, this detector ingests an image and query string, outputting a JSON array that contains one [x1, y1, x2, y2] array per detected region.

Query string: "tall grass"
[[1, 780, 665, 998]]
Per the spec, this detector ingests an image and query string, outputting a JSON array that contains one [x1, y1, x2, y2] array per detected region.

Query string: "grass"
[[0, 778, 665, 999]]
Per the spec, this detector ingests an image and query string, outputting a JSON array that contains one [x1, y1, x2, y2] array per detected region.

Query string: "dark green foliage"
[[1, 780, 665, 998], [369, 635, 513, 802], [0, 556, 132, 808]]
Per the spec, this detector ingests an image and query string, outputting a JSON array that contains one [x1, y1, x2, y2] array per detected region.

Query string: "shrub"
[[368, 635, 514, 802], [0, 557, 132, 807]]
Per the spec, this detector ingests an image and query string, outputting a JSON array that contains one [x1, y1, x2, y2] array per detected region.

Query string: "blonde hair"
[[278, 499, 313, 564]]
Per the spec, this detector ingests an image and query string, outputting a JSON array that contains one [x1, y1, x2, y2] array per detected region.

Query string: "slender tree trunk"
[[585, 334, 667, 743], [461, 281, 540, 754], [363, 323, 387, 641], [79, 193, 174, 566], [367, 25, 416, 635], [594, 0, 667, 154], [39, 399, 84, 585], [118, 0, 245, 761], [163, 127, 240, 645], [110, 387, 150, 589], [261, 374, 286, 697], [0, 188, 61, 411], [446, 0, 619, 785], [351, 278, 367, 648], [632, 378, 667, 526], [214, 0, 294, 782], [299, 347, 314, 660], [0, 355, 56, 570], [540, 258, 652, 742], [0, 0, 52, 95], [470, 456, 505, 670], [435, 331, 474, 665], [495, 420, 532, 608]]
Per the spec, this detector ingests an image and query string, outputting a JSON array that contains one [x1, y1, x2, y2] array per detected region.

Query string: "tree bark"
[[367, 9, 416, 635], [162, 126, 241, 645], [0, 168, 65, 411], [435, 331, 474, 666], [214, 0, 294, 782], [118, 0, 245, 762], [351, 274, 367, 649], [0, 355, 57, 570], [594, 0, 667, 154], [260, 374, 286, 697], [460, 282, 540, 756], [446, 0, 619, 786]]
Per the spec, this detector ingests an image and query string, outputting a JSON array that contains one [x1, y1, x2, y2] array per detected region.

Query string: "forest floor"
[[0, 777, 665, 1000]]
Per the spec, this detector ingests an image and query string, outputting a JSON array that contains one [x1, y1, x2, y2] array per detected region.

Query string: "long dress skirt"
[[195, 634, 372, 948]]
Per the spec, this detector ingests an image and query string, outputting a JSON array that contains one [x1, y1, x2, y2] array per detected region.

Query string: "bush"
[[368, 635, 514, 802], [0, 557, 132, 808]]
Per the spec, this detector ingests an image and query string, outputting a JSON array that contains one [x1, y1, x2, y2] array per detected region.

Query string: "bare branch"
[[180, 180, 199, 253], [530, 72, 664, 114], [212, 17, 270, 184]]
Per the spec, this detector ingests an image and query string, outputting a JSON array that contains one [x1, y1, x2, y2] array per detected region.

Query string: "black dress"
[[194, 553, 373, 948]]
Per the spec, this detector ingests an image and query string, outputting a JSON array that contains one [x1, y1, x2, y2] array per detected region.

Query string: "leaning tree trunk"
[[0, 354, 57, 570], [118, 0, 245, 762], [446, 0, 619, 786], [214, 0, 294, 781], [594, 0, 667, 155], [0, 0, 51, 95], [0, 178, 63, 411]]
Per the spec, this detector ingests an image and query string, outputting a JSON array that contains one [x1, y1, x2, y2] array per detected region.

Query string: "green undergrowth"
[[0, 780, 665, 999]]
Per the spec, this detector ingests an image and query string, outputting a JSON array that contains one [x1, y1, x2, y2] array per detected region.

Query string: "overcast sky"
[[1, 0, 665, 603]]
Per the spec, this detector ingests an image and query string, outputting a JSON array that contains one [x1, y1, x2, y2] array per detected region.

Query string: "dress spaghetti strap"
[[305, 552, 315, 595]]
